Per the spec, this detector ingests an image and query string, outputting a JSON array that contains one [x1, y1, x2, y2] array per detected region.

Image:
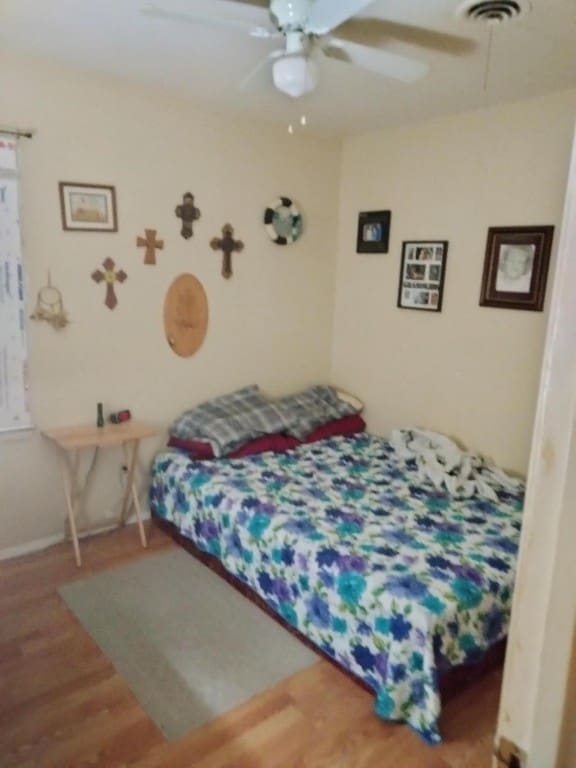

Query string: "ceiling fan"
[[142, 0, 473, 99]]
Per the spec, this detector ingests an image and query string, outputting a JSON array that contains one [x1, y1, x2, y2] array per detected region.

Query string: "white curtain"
[[0, 135, 31, 432]]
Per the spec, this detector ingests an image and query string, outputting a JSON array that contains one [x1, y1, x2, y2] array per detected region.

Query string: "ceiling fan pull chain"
[[483, 26, 494, 91]]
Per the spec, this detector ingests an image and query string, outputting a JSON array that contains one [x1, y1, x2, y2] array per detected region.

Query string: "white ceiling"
[[1, 0, 575, 136]]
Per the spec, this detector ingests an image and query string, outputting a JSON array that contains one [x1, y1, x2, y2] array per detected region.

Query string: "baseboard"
[[0, 510, 151, 562], [0, 532, 65, 561]]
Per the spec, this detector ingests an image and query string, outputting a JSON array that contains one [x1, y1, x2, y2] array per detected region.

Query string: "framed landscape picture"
[[59, 182, 118, 232], [479, 226, 554, 311], [356, 210, 391, 253], [397, 241, 448, 312]]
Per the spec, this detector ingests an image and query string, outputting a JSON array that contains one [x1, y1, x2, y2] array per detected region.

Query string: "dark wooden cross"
[[175, 192, 201, 240], [210, 223, 244, 279], [136, 228, 164, 265], [91, 257, 127, 310]]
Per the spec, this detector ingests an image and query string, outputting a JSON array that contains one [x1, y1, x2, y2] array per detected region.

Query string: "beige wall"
[[331, 90, 576, 474], [0, 51, 340, 552]]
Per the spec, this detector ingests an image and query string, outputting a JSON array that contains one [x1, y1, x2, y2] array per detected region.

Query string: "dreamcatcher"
[[30, 273, 69, 329]]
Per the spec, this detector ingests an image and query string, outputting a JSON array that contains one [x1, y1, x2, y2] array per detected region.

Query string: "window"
[[0, 136, 31, 433]]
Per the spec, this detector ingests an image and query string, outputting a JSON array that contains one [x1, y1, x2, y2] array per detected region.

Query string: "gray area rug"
[[60, 548, 317, 740]]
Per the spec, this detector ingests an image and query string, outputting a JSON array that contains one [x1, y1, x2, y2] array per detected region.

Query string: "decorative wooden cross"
[[210, 223, 244, 279], [136, 228, 164, 265], [175, 192, 201, 240], [91, 258, 127, 310]]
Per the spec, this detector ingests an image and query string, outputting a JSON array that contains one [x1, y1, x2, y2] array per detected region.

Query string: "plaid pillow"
[[170, 385, 289, 457], [275, 385, 358, 440]]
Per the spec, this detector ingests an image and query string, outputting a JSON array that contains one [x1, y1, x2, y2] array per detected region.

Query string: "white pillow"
[[334, 388, 364, 413]]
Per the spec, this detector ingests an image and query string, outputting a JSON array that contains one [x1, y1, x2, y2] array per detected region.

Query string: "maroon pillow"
[[305, 414, 366, 444], [167, 436, 215, 459], [167, 433, 300, 459], [229, 434, 300, 458]]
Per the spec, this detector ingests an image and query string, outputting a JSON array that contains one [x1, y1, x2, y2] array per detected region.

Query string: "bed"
[[150, 431, 523, 743]]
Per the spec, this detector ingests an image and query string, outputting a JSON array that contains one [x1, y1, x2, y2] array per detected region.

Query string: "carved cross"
[[91, 257, 127, 310], [175, 192, 201, 240], [136, 228, 164, 265], [210, 223, 244, 279]]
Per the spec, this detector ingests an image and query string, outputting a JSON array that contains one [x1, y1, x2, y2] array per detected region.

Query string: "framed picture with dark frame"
[[59, 182, 118, 232], [479, 226, 554, 311], [397, 240, 448, 312], [356, 210, 391, 253]]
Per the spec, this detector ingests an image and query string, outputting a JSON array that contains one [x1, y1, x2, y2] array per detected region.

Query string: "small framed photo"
[[479, 226, 554, 311], [356, 210, 391, 253], [59, 182, 118, 232], [398, 241, 448, 312]]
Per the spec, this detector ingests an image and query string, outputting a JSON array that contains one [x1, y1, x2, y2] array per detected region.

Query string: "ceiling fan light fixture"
[[272, 54, 318, 98]]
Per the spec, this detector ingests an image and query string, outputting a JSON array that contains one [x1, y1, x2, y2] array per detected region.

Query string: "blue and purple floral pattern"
[[150, 433, 523, 743]]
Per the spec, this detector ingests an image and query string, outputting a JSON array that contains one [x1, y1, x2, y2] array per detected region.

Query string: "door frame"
[[496, 123, 576, 767]]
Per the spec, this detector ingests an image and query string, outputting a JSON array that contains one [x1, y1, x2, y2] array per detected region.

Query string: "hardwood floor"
[[0, 524, 501, 767]]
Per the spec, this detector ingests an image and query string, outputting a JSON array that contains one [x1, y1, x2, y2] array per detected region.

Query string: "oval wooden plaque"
[[163, 274, 208, 357]]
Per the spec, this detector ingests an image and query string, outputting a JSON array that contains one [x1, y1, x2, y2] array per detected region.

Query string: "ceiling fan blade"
[[239, 51, 280, 91], [306, 0, 374, 35], [321, 43, 352, 65], [323, 39, 429, 83], [337, 18, 475, 55], [227, 0, 269, 7], [141, 6, 273, 37]]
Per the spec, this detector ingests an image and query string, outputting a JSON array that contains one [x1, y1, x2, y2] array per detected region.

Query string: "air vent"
[[459, 0, 530, 23]]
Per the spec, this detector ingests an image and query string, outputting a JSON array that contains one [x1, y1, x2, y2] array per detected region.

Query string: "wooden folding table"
[[43, 421, 159, 566]]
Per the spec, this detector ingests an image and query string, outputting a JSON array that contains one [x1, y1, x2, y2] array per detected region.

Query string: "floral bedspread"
[[150, 433, 524, 743]]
